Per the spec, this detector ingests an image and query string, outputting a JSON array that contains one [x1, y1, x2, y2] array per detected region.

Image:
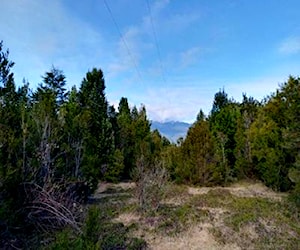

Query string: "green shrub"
[[83, 206, 101, 244], [48, 205, 146, 250], [288, 183, 300, 208]]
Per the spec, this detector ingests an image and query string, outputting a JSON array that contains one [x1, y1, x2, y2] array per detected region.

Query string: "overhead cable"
[[146, 0, 167, 83], [103, 0, 143, 82]]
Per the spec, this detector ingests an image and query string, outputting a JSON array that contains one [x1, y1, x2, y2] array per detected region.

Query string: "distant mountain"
[[151, 121, 191, 142]]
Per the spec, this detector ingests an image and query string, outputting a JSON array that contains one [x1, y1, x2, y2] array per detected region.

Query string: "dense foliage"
[[0, 41, 299, 247]]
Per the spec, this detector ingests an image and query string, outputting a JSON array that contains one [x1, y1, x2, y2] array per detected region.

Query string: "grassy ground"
[[48, 181, 300, 249], [101, 181, 299, 250]]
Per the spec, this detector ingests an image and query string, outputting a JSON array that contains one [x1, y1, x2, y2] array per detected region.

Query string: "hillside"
[[151, 121, 191, 142]]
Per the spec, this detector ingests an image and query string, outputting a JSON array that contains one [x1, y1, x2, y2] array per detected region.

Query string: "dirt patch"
[[162, 195, 191, 206], [188, 186, 212, 195], [240, 223, 259, 240], [188, 181, 285, 201], [145, 224, 240, 250], [201, 207, 229, 225], [96, 182, 136, 194], [114, 212, 140, 226], [225, 182, 285, 201], [115, 182, 136, 190]]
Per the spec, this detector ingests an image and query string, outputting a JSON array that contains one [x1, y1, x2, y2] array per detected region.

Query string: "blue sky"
[[1, 0, 300, 122]]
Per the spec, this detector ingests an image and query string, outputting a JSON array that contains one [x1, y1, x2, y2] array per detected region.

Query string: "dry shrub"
[[134, 156, 169, 213], [23, 182, 83, 233]]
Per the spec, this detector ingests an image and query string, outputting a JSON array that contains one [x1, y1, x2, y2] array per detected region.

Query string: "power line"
[[146, 0, 167, 83], [103, 0, 143, 82]]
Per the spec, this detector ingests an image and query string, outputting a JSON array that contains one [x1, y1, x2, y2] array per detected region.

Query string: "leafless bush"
[[134, 156, 169, 212], [23, 182, 83, 233]]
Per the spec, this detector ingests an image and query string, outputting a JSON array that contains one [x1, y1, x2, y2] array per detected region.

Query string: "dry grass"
[[144, 225, 240, 250], [188, 180, 286, 201], [114, 212, 141, 226], [90, 180, 300, 250]]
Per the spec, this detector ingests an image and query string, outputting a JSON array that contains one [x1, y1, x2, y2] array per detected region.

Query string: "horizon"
[[1, 0, 300, 123], [151, 120, 191, 124]]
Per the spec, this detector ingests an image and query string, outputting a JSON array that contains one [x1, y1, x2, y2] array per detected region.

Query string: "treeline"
[[167, 85, 300, 195], [0, 42, 171, 244], [0, 41, 299, 246], [0, 41, 169, 197]]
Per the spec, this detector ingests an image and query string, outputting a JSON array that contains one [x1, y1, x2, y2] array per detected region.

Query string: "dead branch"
[[23, 182, 83, 234]]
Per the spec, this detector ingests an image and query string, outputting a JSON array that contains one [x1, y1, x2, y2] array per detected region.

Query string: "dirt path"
[[91, 182, 136, 201], [96, 182, 136, 193]]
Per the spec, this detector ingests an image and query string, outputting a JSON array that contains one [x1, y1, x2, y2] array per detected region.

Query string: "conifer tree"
[[179, 120, 218, 185], [234, 95, 260, 178], [79, 68, 113, 186]]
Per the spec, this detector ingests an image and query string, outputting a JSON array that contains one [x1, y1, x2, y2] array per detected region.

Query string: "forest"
[[0, 40, 300, 249]]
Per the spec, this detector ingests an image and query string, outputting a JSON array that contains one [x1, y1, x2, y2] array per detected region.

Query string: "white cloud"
[[107, 27, 145, 78], [106, 0, 171, 78], [152, 0, 170, 14], [278, 37, 300, 55], [0, 0, 202, 91], [145, 0, 200, 34], [180, 46, 202, 68], [4, 0, 287, 124], [141, 84, 215, 123], [162, 13, 200, 33], [225, 76, 288, 105], [0, 0, 104, 87], [107, 0, 202, 80], [134, 74, 290, 123]]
